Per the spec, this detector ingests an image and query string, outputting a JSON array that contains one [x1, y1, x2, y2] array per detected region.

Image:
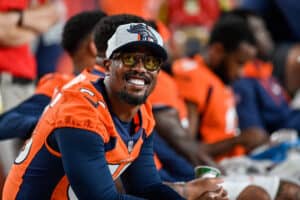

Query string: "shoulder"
[[173, 56, 217, 87], [45, 78, 111, 142], [233, 78, 258, 93], [35, 73, 75, 97]]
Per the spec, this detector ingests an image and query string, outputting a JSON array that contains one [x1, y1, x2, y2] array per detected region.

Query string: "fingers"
[[194, 177, 224, 184], [213, 187, 228, 200], [198, 187, 228, 200], [197, 177, 224, 192], [187, 178, 227, 200]]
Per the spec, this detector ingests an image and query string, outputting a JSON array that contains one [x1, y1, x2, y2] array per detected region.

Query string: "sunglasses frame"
[[112, 52, 163, 72]]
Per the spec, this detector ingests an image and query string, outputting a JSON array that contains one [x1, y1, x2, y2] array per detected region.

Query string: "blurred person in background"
[[285, 45, 300, 108], [0, 0, 65, 184], [273, 44, 300, 108], [148, 22, 225, 180], [56, 0, 99, 73], [0, 10, 107, 142], [165, 0, 233, 62], [240, 0, 300, 44], [170, 14, 300, 200], [0, 0, 65, 111], [148, 67, 300, 200], [228, 10, 300, 139], [99, 0, 164, 20], [172, 15, 268, 160]]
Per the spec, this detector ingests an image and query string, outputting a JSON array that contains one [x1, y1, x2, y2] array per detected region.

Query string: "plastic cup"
[[194, 165, 221, 178]]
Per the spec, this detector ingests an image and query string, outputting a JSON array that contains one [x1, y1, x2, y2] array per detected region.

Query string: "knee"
[[276, 180, 300, 200], [237, 185, 271, 200]]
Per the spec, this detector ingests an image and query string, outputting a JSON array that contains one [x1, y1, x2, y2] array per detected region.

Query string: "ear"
[[88, 41, 98, 57], [209, 43, 225, 68], [103, 59, 112, 71], [212, 42, 225, 56]]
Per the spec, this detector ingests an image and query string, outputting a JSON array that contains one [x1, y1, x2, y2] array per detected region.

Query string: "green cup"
[[194, 165, 221, 178]]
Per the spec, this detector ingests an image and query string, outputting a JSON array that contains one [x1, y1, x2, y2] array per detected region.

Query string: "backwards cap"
[[106, 23, 167, 60]]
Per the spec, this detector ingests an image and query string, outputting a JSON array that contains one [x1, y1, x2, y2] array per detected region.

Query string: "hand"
[[198, 144, 226, 175], [237, 128, 269, 152], [185, 178, 226, 200], [197, 187, 228, 200], [52, 0, 66, 21]]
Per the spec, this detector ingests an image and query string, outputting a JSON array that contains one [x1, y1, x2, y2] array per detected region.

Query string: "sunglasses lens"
[[144, 56, 161, 71], [122, 54, 136, 66], [119, 53, 162, 71]]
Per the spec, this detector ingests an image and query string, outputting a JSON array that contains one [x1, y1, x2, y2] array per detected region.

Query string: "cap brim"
[[110, 41, 168, 61]]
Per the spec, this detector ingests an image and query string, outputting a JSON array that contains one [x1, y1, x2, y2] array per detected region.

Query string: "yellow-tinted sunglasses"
[[112, 53, 163, 72]]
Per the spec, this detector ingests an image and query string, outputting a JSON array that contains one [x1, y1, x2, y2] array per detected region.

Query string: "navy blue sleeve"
[[233, 79, 264, 130], [240, 0, 270, 14], [53, 128, 146, 200], [121, 133, 184, 200], [0, 94, 50, 139], [153, 132, 194, 182], [286, 110, 300, 134]]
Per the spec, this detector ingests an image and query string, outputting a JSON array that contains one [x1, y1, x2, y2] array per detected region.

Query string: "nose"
[[132, 58, 147, 72]]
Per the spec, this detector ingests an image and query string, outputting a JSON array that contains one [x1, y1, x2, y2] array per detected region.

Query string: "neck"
[[104, 79, 139, 122], [72, 55, 95, 73]]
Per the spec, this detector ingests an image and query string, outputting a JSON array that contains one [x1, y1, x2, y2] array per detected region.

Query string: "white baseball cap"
[[106, 23, 167, 60]]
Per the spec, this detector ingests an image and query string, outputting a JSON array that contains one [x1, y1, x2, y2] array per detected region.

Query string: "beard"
[[117, 90, 149, 105]]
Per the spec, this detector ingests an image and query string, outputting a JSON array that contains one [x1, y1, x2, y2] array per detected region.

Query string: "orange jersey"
[[35, 73, 75, 97], [99, 0, 162, 19], [242, 60, 290, 102], [35, 65, 105, 98], [173, 55, 244, 157], [3, 72, 155, 200], [242, 60, 273, 79], [149, 70, 188, 127]]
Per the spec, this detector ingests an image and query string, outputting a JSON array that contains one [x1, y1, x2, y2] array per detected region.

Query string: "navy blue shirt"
[[0, 70, 106, 140], [153, 131, 195, 182], [49, 128, 183, 200], [241, 0, 300, 42], [233, 77, 300, 134], [46, 78, 184, 199], [0, 94, 50, 139]]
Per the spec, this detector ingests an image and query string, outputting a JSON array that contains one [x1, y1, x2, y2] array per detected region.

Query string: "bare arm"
[[22, 1, 65, 34], [0, 26, 37, 46], [238, 127, 269, 152], [185, 99, 268, 156], [0, 12, 21, 29], [203, 138, 240, 158], [185, 101, 200, 138], [154, 107, 218, 167], [164, 178, 228, 200], [204, 127, 269, 157], [0, 1, 64, 46], [0, 11, 37, 46]]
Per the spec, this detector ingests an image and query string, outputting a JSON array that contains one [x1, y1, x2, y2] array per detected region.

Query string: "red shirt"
[[0, 0, 36, 79], [167, 0, 220, 28]]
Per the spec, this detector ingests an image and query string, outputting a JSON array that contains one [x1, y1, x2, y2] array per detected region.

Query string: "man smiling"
[[3, 20, 226, 200]]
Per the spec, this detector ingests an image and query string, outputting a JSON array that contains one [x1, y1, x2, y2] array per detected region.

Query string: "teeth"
[[128, 79, 145, 86]]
